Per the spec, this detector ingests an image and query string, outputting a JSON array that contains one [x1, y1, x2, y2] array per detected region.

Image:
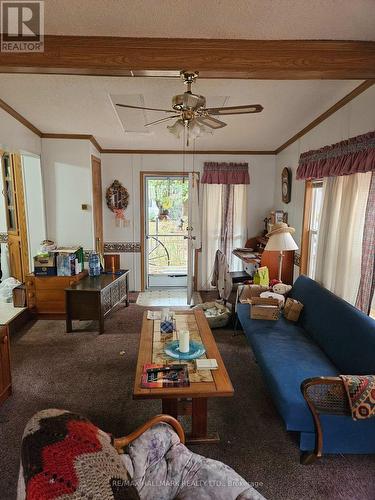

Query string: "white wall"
[[274, 85, 375, 279], [101, 153, 276, 290], [41, 139, 95, 250]]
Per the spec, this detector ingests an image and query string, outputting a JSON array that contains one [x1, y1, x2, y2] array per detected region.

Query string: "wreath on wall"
[[106, 180, 129, 226]]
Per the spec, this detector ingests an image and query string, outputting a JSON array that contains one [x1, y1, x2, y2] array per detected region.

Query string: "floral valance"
[[201, 162, 250, 184], [296, 131, 375, 180]]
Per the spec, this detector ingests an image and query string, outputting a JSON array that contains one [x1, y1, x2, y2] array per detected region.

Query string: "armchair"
[[301, 377, 350, 464], [18, 409, 265, 500]]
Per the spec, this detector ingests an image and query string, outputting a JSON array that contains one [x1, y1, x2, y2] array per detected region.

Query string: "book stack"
[[141, 364, 190, 388]]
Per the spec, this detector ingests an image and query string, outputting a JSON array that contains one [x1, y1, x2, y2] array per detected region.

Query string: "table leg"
[[125, 274, 129, 307], [162, 398, 178, 419], [187, 397, 219, 444]]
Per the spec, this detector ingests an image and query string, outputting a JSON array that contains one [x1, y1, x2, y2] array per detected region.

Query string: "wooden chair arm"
[[300, 376, 350, 464], [113, 414, 185, 453]]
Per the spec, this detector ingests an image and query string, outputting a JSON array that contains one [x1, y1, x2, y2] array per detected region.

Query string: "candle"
[[179, 330, 190, 353]]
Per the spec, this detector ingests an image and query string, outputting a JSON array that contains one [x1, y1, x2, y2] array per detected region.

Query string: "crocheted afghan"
[[20, 409, 139, 499], [340, 375, 375, 420]]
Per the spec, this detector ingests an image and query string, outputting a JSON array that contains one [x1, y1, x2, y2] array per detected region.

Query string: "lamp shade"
[[265, 231, 298, 252]]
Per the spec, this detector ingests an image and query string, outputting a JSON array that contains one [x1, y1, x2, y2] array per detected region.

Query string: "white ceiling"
[[0, 75, 362, 150], [43, 0, 375, 40]]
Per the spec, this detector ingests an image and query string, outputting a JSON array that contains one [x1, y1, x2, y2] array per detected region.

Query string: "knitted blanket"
[[20, 409, 139, 499], [340, 375, 375, 420]]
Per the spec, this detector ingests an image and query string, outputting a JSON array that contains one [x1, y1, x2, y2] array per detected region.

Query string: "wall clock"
[[281, 167, 291, 204]]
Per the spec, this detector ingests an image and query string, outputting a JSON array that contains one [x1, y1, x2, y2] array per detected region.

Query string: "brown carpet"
[[1, 302, 375, 500]]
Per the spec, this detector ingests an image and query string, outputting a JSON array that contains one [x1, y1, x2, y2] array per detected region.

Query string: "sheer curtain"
[[199, 184, 247, 290], [315, 172, 372, 304]]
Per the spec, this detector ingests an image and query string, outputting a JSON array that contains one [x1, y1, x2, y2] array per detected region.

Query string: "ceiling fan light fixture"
[[167, 119, 185, 138]]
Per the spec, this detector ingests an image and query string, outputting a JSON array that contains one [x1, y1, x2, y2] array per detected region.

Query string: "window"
[[307, 181, 323, 279]]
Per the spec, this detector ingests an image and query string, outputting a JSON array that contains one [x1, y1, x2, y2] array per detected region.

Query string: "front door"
[[144, 175, 190, 288]]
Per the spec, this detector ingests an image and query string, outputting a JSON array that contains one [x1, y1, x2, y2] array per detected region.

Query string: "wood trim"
[[89, 136, 103, 153], [114, 414, 185, 452], [276, 80, 375, 154], [12, 153, 29, 280], [0, 98, 42, 137], [0, 37, 374, 79], [41, 133, 103, 153], [300, 180, 313, 275], [101, 149, 275, 155]]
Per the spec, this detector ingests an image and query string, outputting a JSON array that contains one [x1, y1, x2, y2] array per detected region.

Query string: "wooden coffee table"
[[133, 309, 234, 443]]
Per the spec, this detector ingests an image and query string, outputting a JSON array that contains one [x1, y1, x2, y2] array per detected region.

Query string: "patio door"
[[144, 174, 190, 288]]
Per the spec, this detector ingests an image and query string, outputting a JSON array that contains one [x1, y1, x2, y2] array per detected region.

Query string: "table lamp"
[[265, 223, 298, 282]]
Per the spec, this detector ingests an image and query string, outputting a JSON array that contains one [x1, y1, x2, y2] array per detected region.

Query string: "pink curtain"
[[296, 131, 375, 180], [201, 162, 250, 184], [355, 172, 375, 315]]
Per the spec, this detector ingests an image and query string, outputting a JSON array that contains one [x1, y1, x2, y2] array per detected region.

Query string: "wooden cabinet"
[[246, 235, 295, 285], [26, 271, 88, 316], [66, 271, 130, 334], [0, 325, 11, 405]]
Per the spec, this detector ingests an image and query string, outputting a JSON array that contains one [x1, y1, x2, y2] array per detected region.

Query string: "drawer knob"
[[2, 335, 8, 344]]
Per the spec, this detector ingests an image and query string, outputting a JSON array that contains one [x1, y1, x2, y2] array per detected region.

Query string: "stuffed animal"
[[272, 283, 292, 295]]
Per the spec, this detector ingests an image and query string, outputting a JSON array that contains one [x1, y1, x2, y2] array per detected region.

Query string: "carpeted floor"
[[1, 301, 375, 500]]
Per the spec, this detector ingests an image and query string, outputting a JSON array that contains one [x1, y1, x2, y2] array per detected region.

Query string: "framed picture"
[[275, 210, 285, 224]]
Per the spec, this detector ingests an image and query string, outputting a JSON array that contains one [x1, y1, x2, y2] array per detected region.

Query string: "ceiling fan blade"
[[144, 115, 180, 127], [205, 104, 263, 115], [116, 103, 175, 113], [196, 115, 227, 129]]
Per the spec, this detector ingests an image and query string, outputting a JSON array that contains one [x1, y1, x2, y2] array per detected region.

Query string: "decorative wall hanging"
[[281, 167, 291, 203], [106, 180, 130, 227]]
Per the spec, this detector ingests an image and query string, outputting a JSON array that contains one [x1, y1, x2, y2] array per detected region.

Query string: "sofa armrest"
[[114, 414, 185, 453], [300, 377, 350, 464]]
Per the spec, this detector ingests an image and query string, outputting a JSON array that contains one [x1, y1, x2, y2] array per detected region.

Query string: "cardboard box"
[[34, 253, 57, 276], [250, 297, 280, 321]]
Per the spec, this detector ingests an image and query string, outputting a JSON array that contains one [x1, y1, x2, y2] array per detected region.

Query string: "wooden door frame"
[[91, 155, 104, 253], [140, 171, 199, 291], [300, 180, 313, 275]]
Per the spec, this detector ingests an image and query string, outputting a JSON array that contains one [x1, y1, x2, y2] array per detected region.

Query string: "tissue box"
[[34, 253, 57, 276], [160, 320, 174, 334]]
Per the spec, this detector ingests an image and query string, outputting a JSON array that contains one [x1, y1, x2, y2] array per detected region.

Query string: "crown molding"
[[1, 78, 373, 156], [0, 98, 42, 137], [41, 133, 103, 153], [100, 149, 275, 155], [0, 37, 374, 79], [275, 79, 375, 154]]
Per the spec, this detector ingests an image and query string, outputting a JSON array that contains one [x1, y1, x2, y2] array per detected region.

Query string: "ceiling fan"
[[116, 71, 263, 145]]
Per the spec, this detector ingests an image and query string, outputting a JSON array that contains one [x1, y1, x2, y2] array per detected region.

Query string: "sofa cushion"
[[290, 276, 375, 374], [237, 304, 338, 431]]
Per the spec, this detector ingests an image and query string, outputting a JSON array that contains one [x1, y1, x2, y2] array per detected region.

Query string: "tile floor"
[[136, 288, 202, 307]]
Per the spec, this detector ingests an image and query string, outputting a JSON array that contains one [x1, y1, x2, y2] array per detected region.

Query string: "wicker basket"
[[193, 301, 231, 328], [249, 297, 280, 321], [284, 298, 304, 322]]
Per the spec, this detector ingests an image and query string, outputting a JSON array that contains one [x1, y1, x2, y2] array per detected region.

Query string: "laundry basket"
[[193, 301, 231, 329]]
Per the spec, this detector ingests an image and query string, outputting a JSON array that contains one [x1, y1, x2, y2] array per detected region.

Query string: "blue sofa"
[[237, 275, 375, 462]]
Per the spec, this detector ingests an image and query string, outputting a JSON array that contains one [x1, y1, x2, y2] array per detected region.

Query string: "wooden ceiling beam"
[[0, 37, 374, 79]]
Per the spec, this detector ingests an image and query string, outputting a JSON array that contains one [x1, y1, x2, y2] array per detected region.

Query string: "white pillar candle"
[[179, 330, 190, 353]]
